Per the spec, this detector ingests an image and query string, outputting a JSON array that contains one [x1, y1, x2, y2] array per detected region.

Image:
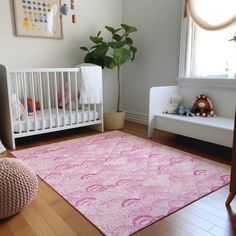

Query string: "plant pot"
[[104, 111, 125, 130]]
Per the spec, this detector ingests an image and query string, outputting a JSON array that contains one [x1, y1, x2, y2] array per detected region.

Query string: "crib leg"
[[90, 123, 104, 132]]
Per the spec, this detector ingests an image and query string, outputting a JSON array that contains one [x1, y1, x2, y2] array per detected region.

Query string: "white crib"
[[0, 64, 104, 149]]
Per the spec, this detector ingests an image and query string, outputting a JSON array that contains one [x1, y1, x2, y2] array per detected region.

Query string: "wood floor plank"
[[205, 193, 236, 212], [0, 223, 15, 236], [6, 213, 37, 236], [21, 203, 56, 236], [13, 226, 36, 236], [134, 219, 192, 236], [32, 196, 77, 236], [37, 180, 63, 205], [166, 213, 215, 236], [209, 226, 234, 236], [6, 212, 29, 232], [51, 198, 103, 236], [193, 200, 230, 220], [184, 204, 231, 232], [173, 208, 215, 231]]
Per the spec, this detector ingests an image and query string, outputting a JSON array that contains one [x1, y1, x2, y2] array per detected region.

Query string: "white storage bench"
[[148, 81, 236, 148]]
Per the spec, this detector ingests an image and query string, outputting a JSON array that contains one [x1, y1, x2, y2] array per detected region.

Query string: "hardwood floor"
[[0, 121, 235, 236]]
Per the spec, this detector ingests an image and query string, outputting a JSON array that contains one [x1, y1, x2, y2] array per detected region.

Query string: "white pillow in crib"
[[11, 94, 26, 121]]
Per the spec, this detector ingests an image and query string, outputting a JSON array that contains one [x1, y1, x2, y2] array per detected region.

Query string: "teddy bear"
[[191, 94, 215, 117], [163, 94, 182, 114]]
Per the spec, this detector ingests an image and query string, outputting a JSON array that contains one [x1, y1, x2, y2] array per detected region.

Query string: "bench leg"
[[225, 192, 236, 205]]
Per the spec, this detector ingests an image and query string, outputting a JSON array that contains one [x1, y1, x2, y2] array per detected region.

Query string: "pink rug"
[[12, 131, 230, 236]]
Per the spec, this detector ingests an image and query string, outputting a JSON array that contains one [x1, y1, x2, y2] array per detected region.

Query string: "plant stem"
[[117, 64, 121, 112]]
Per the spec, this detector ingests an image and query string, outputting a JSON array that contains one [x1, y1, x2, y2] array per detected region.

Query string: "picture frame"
[[13, 0, 63, 39]]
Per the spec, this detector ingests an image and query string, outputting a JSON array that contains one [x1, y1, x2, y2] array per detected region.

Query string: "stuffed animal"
[[163, 94, 182, 114], [58, 91, 78, 110], [11, 94, 27, 120], [191, 94, 215, 117], [27, 97, 41, 112], [176, 105, 194, 116]]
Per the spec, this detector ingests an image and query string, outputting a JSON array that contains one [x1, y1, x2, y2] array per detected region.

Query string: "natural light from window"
[[186, 0, 236, 78]]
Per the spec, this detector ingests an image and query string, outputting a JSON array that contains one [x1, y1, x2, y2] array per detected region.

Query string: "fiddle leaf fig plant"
[[80, 24, 137, 112]]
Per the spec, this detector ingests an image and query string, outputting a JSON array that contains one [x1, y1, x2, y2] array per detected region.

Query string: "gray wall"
[[122, 0, 183, 119]]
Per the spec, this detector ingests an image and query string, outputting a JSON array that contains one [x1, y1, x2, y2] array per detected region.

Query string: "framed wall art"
[[13, 0, 63, 39]]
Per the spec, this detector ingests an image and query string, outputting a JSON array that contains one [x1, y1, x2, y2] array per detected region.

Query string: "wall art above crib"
[[13, 0, 63, 39]]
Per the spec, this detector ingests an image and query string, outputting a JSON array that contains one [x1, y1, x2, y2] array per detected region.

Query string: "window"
[[182, 0, 236, 79]]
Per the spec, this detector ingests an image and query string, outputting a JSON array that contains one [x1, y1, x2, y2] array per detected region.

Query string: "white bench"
[[148, 84, 235, 147]]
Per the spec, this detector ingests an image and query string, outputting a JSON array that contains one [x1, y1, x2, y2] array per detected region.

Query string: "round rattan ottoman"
[[0, 158, 38, 219]]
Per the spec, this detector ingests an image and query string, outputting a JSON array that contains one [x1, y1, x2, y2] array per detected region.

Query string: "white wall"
[[0, 0, 122, 111], [122, 0, 183, 122], [0, 1, 184, 115]]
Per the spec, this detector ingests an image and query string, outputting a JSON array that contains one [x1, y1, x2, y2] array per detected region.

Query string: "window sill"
[[177, 77, 236, 90]]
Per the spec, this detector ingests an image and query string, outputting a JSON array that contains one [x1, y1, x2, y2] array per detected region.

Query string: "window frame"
[[178, 0, 236, 84]]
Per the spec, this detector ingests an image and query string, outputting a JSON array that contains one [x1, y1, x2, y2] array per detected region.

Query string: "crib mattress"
[[13, 109, 99, 133]]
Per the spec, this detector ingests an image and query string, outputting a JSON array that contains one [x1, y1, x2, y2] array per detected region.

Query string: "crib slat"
[[38, 72, 45, 130], [47, 72, 52, 129], [94, 104, 97, 121], [15, 73, 22, 133], [23, 72, 29, 133], [82, 104, 85, 123], [61, 72, 66, 126], [88, 104, 91, 121], [68, 72, 72, 125], [54, 72, 59, 127], [31, 72, 38, 131], [75, 71, 79, 124]]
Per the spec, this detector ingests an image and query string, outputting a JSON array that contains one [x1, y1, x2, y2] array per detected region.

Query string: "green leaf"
[[84, 53, 105, 69], [126, 37, 133, 45], [113, 48, 132, 65], [112, 34, 122, 41], [105, 26, 122, 34], [129, 46, 137, 60], [104, 56, 116, 69], [91, 45, 99, 49], [92, 43, 109, 57], [89, 36, 103, 44], [105, 26, 115, 34], [80, 46, 89, 52], [121, 24, 137, 33], [108, 40, 127, 49], [81, 24, 137, 70], [97, 31, 101, 37]]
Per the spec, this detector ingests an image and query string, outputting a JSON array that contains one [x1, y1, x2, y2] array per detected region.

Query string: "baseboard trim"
[[125, 111, 148, 125]]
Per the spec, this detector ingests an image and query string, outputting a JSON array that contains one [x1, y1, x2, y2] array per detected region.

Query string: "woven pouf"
[[0, 158, 38, 219]]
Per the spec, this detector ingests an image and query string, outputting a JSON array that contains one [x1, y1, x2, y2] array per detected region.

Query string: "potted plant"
[[80, 24, 137, 129]]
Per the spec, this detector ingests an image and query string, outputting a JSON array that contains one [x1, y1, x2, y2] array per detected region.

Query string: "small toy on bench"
[[163, 94, 194, 116], [176, 105, 194, 116], [191, 94, 215, 117], [162, 94, 182, 114]]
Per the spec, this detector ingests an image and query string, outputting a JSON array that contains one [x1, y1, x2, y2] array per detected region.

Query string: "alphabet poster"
[[13, 0, 63, 39]]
